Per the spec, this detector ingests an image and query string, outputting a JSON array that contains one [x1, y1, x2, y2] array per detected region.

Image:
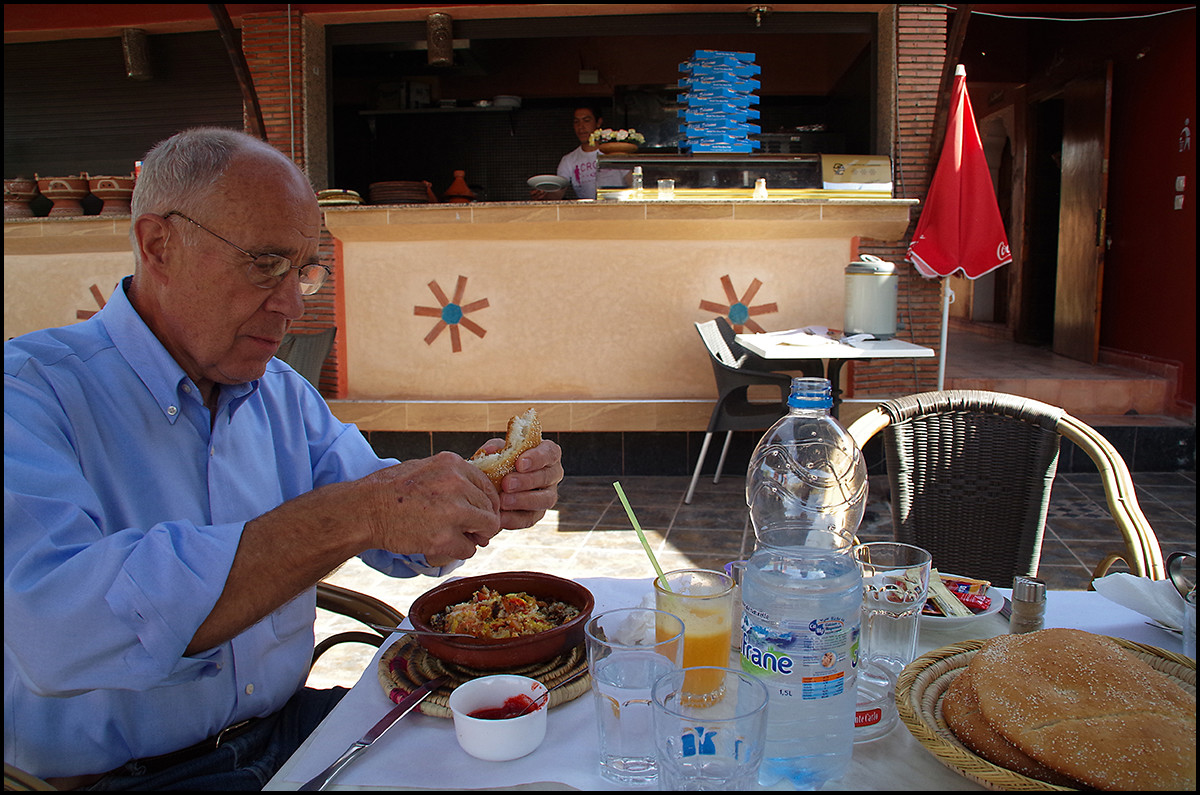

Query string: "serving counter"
[[321, 197, 914, 433], [4, 196, 915, 433]]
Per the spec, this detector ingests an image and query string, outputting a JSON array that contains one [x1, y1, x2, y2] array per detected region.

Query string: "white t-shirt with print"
[[556, 146, 628, 200]]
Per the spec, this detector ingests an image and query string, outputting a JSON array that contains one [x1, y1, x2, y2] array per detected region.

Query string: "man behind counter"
[[4, 126, 563, 789], [531, 104, 630, 200]]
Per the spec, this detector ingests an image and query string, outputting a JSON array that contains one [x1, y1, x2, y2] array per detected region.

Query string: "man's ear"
[[133, 213, 172, 284]]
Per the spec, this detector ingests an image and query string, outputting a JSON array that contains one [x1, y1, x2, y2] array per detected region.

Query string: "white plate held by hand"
[[528, 175, 568, 192]]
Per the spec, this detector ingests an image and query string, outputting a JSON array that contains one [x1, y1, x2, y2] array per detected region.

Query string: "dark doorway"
[[1018, 97, 1063, 346]]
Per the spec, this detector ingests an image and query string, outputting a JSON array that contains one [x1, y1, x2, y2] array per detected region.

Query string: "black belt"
[[48, 716, 268, 789], [120, 716, 265, 776]]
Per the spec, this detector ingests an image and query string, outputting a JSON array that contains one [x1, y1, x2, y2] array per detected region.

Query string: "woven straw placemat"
[[896, 637, 1195, 791], [377, 634, 592, 719]]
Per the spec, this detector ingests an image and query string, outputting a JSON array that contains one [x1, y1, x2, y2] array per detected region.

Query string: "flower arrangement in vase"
[[588, 128, 645, 154]]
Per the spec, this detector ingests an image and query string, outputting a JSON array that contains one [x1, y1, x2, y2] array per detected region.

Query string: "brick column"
[[241, 8, 340, 396], [850, 4, 947, 398]]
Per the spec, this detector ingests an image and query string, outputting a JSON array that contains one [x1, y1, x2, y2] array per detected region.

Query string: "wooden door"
[[1053, 62, 1112, 363]]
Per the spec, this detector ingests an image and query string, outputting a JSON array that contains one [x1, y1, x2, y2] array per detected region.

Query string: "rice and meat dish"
[[430, 586, 580, 639]]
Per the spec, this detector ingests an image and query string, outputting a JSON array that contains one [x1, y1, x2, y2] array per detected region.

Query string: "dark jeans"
[[86, 687, 348, 791]]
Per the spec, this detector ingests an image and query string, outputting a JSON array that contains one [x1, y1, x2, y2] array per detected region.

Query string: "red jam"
[[467, 693, 538, 720]]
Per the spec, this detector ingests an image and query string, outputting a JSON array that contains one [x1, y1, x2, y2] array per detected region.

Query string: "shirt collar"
[[98, 277, 257, 422]]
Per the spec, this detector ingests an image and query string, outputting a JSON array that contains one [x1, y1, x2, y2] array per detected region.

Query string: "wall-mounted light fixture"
[[747, 6, 773, 28], [427, 13, 453, 67], [122, 28, 152, 80]]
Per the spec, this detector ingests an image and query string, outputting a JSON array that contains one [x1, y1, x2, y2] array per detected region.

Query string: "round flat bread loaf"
[[969, 628, 1196, 791], [942, 668, 1080, 787]]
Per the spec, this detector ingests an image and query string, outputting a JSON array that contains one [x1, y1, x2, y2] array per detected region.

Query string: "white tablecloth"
[[265, 577, 1184, 791]]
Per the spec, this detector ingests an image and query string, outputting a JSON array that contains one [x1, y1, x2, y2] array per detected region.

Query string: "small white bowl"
[[447, 675, 548, 761]]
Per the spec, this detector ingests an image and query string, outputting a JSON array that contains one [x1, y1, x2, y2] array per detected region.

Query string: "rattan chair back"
[[848, 390, 1165, 587]]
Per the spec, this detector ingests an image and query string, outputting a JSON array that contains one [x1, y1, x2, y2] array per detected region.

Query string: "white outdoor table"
[[265, 577, 1184, 791], [735, 332, 935, 417]]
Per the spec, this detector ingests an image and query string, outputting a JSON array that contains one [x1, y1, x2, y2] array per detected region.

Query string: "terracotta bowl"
[[409, 571, 594, 670]]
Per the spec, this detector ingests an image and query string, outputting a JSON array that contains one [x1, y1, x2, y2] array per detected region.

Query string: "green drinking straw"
[[613, 481, 672, 592]]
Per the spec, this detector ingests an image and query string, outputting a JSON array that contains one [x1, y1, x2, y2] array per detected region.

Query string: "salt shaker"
[[1009, 575, 1046, 634], [631, 165, 643, 196]]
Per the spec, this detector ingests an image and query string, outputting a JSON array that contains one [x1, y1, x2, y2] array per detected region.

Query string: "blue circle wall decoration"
[[414, 275, 490, 352], [698, 275, 778, 332]]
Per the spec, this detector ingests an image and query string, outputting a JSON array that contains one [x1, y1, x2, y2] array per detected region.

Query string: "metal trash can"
[[844, 255, 898, 338]]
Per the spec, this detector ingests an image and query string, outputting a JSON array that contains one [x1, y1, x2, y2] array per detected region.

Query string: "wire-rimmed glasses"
[[163, 210, 330, 295]]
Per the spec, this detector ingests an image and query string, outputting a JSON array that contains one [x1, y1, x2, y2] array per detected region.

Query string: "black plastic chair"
[[685, 319, 793, 504], [277, 327, 336, 388], [847, 390, 1165, 588]]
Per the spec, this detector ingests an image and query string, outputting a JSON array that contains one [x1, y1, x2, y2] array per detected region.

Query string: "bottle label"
[[741, 611, 856, 699]]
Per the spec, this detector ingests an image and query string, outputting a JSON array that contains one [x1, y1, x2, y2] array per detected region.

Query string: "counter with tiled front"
[[4, 199, 914, 434], [321, 198, 915, 433]]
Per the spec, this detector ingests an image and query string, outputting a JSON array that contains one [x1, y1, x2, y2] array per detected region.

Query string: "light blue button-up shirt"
[[4, 278, 453, 779]]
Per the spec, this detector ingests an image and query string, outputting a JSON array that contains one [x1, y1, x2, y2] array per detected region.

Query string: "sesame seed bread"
[[942, 668, 1081, 787], [469, 408, 542, 488], [967, 628, 1196, 791]]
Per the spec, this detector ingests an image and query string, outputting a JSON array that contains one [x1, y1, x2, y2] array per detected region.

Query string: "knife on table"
[[299, 675, 448, 791]]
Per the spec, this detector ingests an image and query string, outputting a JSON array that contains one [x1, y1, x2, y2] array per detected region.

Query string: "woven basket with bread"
[[898, 628, 1196, 791]]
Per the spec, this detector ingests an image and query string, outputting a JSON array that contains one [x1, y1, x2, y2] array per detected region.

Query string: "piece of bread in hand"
[[469, 408, 542, 488]]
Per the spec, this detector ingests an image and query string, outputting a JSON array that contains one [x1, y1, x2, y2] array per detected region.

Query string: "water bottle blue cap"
[[787, 377, 833, 409]]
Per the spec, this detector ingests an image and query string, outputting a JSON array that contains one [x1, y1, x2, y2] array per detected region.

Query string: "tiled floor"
[[308, 470, 1196, 689]]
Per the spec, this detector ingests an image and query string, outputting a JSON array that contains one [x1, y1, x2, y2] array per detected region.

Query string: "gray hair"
[[128, 127, 294, 255]]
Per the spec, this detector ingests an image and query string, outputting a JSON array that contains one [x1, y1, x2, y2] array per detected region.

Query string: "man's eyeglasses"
[[163, 211, 330, 296]]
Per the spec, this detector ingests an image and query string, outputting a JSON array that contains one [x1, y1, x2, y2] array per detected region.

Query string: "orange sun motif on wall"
[[699, 275, 778, 332], [76, 284, 108, 320], [414, 275, 489, 352]]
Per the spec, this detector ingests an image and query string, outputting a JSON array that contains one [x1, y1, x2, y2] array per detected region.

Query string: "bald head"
[[130, 128, 313, 259]]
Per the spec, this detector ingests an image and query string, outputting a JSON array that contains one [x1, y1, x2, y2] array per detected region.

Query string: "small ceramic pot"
[[448, 675, 548, 761], [4, 178, 39, 219], [38, 174, 90, 217], [89, 175, 135, 216]]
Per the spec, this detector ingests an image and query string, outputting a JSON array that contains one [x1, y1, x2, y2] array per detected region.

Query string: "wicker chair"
[[686, 319, 793, 504], [4, 582, 404, 791], [846, 390, 1165, 588]]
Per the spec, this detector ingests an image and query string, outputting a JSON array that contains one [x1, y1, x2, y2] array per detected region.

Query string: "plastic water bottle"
[[746, 377, 868, 551], [741, 547, 862, 788]]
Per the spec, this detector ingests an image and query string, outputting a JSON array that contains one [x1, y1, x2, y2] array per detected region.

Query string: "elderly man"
[[4, 127, 563, 789]]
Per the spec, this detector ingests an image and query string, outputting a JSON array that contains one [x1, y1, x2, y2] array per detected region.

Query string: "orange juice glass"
[[654, 569, 736, 704]]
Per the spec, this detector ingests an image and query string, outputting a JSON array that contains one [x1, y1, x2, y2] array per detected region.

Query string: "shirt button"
[[245, 683, 255, 695], [182, 384, 191, 393], [167, 406, 178, 416]]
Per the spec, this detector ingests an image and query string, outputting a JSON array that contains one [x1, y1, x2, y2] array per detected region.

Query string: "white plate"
[[527, 175, 568, 191], [920, 576, 1003, 628]]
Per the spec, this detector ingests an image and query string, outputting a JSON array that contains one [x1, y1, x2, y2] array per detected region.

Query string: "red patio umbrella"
[[907, 64, 1012, 388]]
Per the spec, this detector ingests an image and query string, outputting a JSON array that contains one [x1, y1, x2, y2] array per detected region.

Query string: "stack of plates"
[[316, 189, 362, 207], [368, 181, 435, 205]]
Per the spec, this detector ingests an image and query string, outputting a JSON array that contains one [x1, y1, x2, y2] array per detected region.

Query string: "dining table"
[[735, 331, 935, 418], [265, 576, 1187, 791]]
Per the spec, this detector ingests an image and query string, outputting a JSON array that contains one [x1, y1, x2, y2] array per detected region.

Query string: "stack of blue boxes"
[[677, 50, 761, 153]]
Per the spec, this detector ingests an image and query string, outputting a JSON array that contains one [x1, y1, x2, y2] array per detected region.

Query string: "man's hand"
[[472, 438, 564, 529], [361, 451, 502, 564]]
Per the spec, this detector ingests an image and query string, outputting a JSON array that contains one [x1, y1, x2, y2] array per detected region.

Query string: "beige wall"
[[343, 235, 849, 401], [4, 218, 133, 339]]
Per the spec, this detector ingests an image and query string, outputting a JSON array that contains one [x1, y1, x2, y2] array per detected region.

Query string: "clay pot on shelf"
[[597, 142, 638, 154], [89, 174, 135, 216], [4, 177, 39, 219], [37, 174, 90, 217], [442, 169, 475, 203]]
